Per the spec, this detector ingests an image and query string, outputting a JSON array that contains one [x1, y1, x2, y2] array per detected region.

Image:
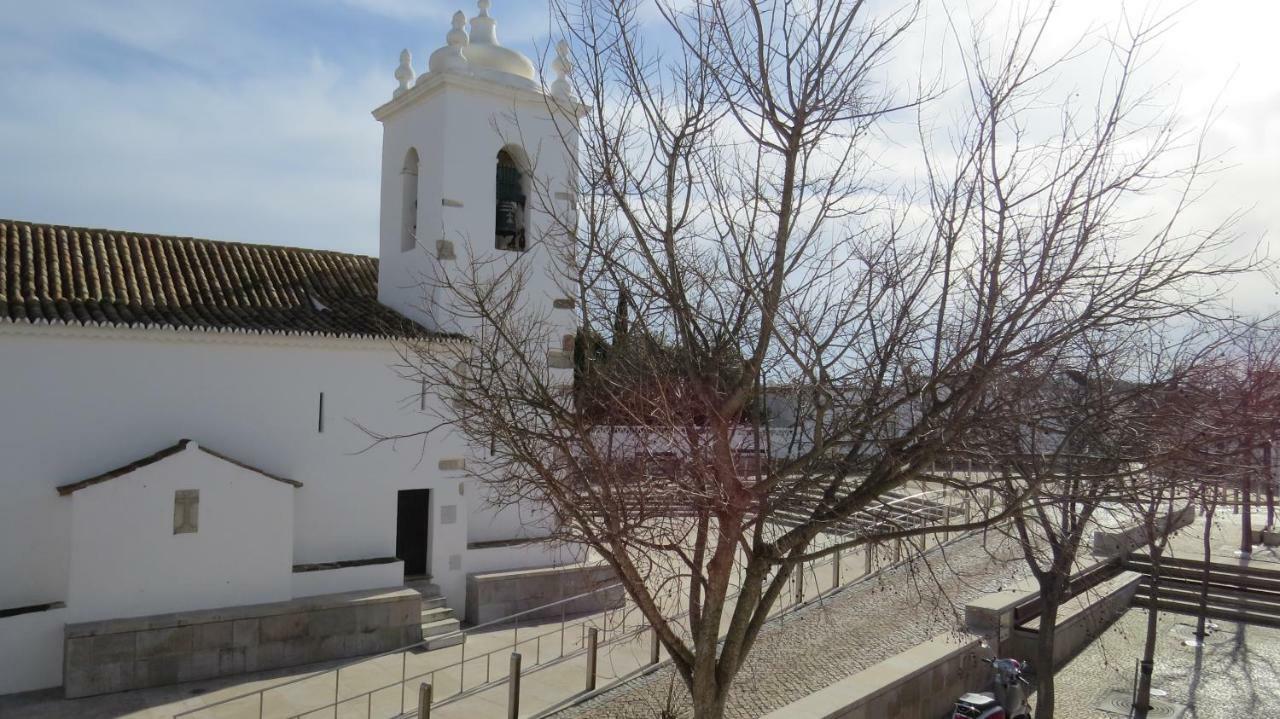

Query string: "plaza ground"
[[5, 504, 1278, 718]]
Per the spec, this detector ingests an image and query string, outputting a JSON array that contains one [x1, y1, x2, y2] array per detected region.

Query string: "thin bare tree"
[[979, 324, 1227, 719]]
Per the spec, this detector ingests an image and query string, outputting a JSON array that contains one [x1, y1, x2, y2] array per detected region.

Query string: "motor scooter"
[[951, 657, 1032, 719]]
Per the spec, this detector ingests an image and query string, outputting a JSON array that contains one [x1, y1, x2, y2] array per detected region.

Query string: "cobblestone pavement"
[[554, 531, 1031, 719], [1053, 610, 1280, 719]]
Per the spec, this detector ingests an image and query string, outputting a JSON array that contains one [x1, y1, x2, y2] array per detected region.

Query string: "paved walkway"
[[1053, 511, 1280, 719]]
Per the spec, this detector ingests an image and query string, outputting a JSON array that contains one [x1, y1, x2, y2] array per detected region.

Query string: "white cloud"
[[0, 0, 1272, 310]]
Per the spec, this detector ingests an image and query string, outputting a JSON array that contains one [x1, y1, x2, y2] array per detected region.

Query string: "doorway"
[[396, 489, 431, 578]]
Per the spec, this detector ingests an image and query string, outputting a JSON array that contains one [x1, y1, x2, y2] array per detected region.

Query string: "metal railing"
[[173, 580, 628, 719], [174, 488, 974, 719]]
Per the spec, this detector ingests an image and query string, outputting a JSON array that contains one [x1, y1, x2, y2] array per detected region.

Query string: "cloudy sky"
[[0, 0, 1275, 307]]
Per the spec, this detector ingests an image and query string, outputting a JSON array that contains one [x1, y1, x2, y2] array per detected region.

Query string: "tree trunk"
[[1242, 470, 1254, 554], [690, 683, 728, 719], [1265, 442, 1275, 530], [1033, 599, 1060, 719], [1133, 549, 1162, 718], [1195, 499, 1215, 641]]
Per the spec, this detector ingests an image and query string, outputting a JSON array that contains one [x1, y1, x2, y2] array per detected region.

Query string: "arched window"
[[495, 149, 527, 252], [401, 148, 419, 252]]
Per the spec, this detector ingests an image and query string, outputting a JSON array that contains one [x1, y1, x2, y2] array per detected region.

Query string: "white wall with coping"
[[464, 539, 593, 576], [0, 326, 485, 693], [0, 607, 67, 695], [0, 326, 473, 613], [291, 561, 406, 599], [67, 443, 295, 623]]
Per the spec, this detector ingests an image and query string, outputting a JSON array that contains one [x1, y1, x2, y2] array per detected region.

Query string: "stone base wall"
[[760, 634, 986, 719], [465, 563, 623, 625], [63, 587, 421, 698]]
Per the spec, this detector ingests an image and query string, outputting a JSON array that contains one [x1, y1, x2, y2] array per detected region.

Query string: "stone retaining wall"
[[63, 587, 421, 698], [1007, 572, 1141, 669], [1092, 505, 1195, 556], [465, 563, 623, 625]]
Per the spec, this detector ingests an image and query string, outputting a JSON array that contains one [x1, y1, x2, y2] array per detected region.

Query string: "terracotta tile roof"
[[56, 438, 302, 496], [0, 219, 446, 340]]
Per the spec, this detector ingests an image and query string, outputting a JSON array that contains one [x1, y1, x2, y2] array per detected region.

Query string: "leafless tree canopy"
[[387, 1, 1261, 716]]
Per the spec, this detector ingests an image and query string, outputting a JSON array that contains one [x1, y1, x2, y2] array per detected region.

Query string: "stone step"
[[424, 631, 465, 651], [421, 595, 449, 610], [421, 606, 456, 623], [421, 617, 463, 650], [423, 617, 460, 636]]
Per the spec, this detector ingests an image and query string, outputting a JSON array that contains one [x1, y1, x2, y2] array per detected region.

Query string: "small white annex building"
[[0, 2, 588, 697]]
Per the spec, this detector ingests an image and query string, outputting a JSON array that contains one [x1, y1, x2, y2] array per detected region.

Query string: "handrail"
[[172, 577, 626, 719]]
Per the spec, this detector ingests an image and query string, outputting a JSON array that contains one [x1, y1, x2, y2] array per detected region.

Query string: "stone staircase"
[[405, 579, 464, 650]]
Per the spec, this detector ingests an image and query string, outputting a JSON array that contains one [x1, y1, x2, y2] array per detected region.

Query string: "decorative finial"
[[551, 39, 574, 99], [447, 9, 468, 46], [393, 49, 414, 98], [428, 10, 470, 76], [470, 0, 497, 46]]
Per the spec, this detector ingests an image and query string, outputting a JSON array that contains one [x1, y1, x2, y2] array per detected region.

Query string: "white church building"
[[0, 2, 597, 697]]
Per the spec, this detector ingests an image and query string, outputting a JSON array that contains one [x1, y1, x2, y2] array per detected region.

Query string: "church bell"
[[495, 160, 526, 250]]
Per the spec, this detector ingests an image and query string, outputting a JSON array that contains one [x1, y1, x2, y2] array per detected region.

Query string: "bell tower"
[[373, 0, 580, 347]]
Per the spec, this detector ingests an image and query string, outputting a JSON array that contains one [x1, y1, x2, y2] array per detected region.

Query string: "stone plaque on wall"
[[173, 490, 199, 534]]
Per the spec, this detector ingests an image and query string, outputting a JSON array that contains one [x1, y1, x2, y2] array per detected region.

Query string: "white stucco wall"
[[0, 606, 66, 694], [66, 443, 296, 623], [0, 327, 477, 612]]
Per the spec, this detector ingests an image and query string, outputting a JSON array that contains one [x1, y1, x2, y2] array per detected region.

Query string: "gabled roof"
[[0, 219, 451, 341], [56, 439, 301, 496]]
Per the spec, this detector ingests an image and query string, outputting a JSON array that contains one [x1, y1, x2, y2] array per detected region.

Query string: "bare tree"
[[386, 2, 1250, 717], [980, 322, 1238, 719]]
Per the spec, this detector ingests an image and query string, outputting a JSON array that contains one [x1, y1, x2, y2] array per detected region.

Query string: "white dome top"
[[423, 0, 538, 91], [466, 0, 536, 84]]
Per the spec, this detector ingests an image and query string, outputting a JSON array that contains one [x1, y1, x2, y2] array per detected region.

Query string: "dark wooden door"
[[396, 489, 431, 577]]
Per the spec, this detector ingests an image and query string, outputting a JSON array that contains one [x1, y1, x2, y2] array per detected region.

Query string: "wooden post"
[[418, 682, 432, 719], [833, 548, 842, 587], [585, 628, 599, 691], [795, 565, 805, 605], [650, 628, 661, 665], [508, 654, 521, 719], [865, 544, 873, 574]]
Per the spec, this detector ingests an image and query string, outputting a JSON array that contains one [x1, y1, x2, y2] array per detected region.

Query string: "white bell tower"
[[373, 0, 580, 358]]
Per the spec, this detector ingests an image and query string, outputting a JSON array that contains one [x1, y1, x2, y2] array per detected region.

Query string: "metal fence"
[[174, 488, 974, 719], [172, 581, 627, 719]]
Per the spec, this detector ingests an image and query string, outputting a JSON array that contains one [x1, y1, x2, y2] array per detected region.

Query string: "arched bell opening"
[[401, 148, 419, 252], [495, 148, 529, 252]]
